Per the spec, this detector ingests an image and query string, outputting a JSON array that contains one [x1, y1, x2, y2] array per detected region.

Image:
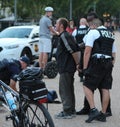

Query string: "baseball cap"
[[44, 6, 54, 12], [20, 56, 30, 65]]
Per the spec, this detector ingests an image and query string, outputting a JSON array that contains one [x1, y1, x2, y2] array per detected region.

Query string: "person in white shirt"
[[83, 18, 116, 123], [39, 6, 59, 69]]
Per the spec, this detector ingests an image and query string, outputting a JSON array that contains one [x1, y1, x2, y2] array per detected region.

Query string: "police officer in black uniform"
[[72, 18, 88, 82], [0, 56, 30, 91]]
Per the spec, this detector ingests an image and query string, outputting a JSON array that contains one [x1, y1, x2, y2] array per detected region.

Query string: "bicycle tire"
[[12, 115, 19, 127], [44, 61, 58, 79], [23, 101, 55, 127]]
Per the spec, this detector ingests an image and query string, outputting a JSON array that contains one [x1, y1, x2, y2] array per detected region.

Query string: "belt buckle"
[[100, 55, 105, 59]]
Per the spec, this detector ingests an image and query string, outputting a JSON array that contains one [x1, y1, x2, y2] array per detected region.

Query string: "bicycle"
[[0, 67, 55, 127]]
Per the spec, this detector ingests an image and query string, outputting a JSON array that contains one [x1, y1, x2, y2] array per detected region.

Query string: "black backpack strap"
[[97, 28, 103, 36], [76, 27, 79, 35]]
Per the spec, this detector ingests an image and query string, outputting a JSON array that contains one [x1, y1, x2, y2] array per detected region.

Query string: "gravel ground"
[[0, 31, 120, 127]]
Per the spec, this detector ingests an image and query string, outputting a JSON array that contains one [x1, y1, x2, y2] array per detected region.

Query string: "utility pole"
[[69, 0, 72, 20], [93, 2, 96, 12], [14, 0, 17, 25]]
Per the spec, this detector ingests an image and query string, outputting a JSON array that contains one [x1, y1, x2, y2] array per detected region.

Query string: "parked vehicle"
[[0, 25, 40, 62], [0, 26, 59, 79]]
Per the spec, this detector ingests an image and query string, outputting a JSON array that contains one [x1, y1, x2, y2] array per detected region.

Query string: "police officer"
[[83, 18, 116, 123], [72, 18, 88, 45], [76, 13, 113, 117], [72, 18, 89, 81], [0, 56, 30, 91]]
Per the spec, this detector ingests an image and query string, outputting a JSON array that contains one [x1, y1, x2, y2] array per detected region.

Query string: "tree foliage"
[[0, 0, 120, 23]]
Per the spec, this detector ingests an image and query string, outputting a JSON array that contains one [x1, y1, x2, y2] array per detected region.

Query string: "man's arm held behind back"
[[72, 51, 81, 65]]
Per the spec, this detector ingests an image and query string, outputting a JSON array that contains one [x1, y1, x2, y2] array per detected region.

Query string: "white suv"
[[0, 25, 40, 62]]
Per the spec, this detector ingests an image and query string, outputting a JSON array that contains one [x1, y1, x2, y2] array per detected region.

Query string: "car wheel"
[[21, 48, 32, 63]]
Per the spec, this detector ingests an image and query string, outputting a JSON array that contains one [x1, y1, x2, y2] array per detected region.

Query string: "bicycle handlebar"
[[0, 80, 19, 97]]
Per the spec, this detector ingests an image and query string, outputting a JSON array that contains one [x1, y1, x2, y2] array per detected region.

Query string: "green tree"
[[0, 0, 120, 24]]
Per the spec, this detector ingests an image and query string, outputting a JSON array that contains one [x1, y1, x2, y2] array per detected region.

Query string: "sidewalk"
[[0, 31, 120, 127]]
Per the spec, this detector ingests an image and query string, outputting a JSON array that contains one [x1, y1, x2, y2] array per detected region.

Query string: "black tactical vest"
[[75, 27, 88, 44], [92, 28, 115, 56]]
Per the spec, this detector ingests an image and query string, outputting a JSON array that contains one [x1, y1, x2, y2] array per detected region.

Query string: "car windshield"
[[0, 28, 32, 38]]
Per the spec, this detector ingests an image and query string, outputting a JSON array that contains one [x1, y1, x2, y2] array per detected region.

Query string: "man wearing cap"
[[39, 6, 59, 70], [0, 56, 30, 91]]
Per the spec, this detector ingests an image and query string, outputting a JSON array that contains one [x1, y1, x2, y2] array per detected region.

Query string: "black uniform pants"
[[79, 49, 84, 78]]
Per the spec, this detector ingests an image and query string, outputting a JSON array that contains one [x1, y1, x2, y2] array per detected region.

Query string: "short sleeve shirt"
[[0, 59, 22, 85], [39, 15, 52, 39], [7, 60, 22, 81], [83, 26, 116, 53]]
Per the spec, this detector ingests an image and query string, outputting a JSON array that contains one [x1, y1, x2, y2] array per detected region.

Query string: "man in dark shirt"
[[54, 18, 80, 119], [0, 56, 30, 91]]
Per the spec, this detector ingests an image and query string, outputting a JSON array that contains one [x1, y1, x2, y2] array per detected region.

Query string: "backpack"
[[47, 90, 61, 103]]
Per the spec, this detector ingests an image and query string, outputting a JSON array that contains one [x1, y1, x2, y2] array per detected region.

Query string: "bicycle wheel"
[[23, 101, 55, 127], [10, 110, 19, 127]]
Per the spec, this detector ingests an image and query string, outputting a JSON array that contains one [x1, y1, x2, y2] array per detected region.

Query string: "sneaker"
[[76, 107, 89, 115], [85, 108, 100, 123], [106, 108, 112, 117], [96, 111, 106, 122], [71, 111, 76, 117], [54, 111, 72, 119], [105, 111, 112, 117]]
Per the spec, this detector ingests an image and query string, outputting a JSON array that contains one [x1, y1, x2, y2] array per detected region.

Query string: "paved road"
[[0, 31, 120, 127]]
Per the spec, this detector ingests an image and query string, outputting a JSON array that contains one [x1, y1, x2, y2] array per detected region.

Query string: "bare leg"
[[83, 85, 95, 109], [39, 52, 44, 68], [99, 89, 111, 113], [10, 79, 17, 91], [101, 89, 110, 113], [39, 52, 48, 69], [42, 52, 48, 69], [83, 86, 101, 123]]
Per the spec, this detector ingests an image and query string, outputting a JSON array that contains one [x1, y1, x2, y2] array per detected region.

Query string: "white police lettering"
[[101, 30, 114, 39], [77, 30, 87, 34]]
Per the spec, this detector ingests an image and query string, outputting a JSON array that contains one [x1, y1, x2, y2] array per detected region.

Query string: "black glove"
[[83, 68, 90, 76]]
